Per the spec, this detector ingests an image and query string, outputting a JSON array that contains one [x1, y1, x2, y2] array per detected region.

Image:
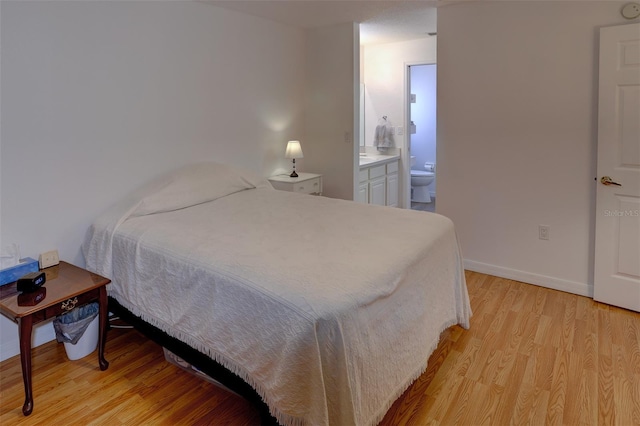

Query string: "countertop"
[[359, 153, 400, 167]]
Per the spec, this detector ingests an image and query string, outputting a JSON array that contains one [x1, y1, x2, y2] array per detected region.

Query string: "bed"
[[83, 162, 471, 426]]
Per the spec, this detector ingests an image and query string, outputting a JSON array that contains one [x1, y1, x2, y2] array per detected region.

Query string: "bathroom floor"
[[411, 199, 435, 213]]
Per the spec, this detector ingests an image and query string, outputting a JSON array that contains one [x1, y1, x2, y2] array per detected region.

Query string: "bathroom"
[[409, 63, 436, 212], [361, 37, 437, 210]]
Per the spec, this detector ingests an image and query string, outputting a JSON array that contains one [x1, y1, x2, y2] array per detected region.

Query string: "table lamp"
[[285, 140, 303, 177]]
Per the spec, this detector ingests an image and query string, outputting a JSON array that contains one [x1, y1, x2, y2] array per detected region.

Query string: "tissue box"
[[0, 258, 39, 286]]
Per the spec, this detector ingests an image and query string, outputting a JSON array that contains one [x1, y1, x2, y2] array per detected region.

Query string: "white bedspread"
[[84, 185, 471, 426]]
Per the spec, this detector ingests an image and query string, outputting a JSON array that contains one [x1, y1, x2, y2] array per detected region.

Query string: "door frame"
[[403, 61, 436, 209]]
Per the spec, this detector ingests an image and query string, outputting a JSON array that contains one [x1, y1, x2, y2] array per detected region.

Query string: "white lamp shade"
[[285, 140, 304, 159]]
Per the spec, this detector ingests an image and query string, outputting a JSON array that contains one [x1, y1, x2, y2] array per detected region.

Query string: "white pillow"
[[131, 162, 271, 217]]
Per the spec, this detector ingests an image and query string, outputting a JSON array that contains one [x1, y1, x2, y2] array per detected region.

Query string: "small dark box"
[[17, 271, 46, 293]]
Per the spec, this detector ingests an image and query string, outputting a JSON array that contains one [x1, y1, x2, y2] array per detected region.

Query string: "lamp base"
[[289, 171, 299, 178]]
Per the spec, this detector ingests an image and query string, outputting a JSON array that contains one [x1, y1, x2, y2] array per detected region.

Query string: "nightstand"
[[0, 262, 110, 416], [269, 173, 323, 195]]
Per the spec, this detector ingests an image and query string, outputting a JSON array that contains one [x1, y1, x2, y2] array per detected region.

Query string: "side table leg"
[[18, 315, 34, 416], [98, 286, 109, 371]]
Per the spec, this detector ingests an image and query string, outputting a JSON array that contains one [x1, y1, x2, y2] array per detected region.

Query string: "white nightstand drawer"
[[268, 173, 323, 195], [293, 177, 321, 194]]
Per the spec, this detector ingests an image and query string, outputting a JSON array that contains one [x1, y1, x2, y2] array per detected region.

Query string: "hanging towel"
[[373, 117, 394, 148]]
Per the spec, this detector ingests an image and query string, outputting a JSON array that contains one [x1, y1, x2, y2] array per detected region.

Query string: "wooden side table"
[[0, 261, 110, 416]]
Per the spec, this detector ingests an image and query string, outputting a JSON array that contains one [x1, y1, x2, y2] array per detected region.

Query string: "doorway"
[[406, 63, 437, 212]]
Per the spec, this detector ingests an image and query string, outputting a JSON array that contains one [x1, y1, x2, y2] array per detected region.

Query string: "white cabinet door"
[[359, 161, 399, 207], [386, 173, 399, 207], [370, 176, 386, 206], [357, 182, 369, 204]]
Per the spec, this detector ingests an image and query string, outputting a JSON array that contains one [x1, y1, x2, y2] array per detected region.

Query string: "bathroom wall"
[[363, 38, 437, 148], [409, 64, 437, 197]]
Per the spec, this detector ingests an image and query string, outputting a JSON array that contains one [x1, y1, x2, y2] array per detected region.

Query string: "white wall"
[[363, 37, 437, 207], [0, 1, 306, 360], [363, 37, 437, 148], [437, 1, 633, 296], [304, 22, 359, 201]]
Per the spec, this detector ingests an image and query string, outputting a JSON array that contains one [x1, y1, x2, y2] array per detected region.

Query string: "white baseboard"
[[0, 321, 55, 363], [464, 260, 593, 298]]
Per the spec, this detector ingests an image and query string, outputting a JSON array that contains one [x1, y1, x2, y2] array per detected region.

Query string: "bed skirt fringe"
[[113, 293, 466, 426], [367, 317, 463, 426], [112, 293, 307, 426]]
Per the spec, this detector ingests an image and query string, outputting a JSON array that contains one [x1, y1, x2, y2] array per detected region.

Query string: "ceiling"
[[205, 1, 439, 45]]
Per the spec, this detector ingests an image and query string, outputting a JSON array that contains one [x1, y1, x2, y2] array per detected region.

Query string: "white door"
[[594, 23, 640, 312]]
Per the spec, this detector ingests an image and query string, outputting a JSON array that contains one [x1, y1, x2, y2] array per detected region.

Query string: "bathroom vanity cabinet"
[[358, 160, 398, 207]]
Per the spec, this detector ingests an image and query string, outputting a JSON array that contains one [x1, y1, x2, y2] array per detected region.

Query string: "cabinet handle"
[[62, 297, 78, 311]]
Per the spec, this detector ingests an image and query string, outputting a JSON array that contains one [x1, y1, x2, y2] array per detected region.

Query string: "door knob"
[[600, 176, 622, 186]]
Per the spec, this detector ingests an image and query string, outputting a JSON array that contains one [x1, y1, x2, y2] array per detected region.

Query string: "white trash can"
[[53, 302, 100, 360], [63, 314, 99, 360]]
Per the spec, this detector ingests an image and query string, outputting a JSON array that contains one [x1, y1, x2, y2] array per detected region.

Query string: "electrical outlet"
[[538, 225, 550, 241], [39, 250, 60, 269]]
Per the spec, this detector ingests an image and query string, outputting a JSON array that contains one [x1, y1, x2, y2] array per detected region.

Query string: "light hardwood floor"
[[1, 271, 639, 425]]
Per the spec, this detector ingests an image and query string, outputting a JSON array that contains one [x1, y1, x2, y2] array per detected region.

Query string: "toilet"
[[410, 157, 435, 203]]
